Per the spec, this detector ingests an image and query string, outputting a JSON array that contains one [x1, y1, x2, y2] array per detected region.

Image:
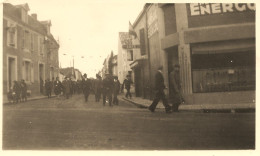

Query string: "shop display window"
[[192, 50, 255, 93]]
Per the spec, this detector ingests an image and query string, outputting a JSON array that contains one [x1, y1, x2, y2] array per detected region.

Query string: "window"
[[30, 33, 34, 52], [22, 30, 30, 51], [191, 50, 255, 93], [127, 50, 133, 61], [38, 37, 44, 56], [21, 9, 28, 23], [7, 21, 17, 48], [139, 28, 146, 55], [23, 60, 34, 82]]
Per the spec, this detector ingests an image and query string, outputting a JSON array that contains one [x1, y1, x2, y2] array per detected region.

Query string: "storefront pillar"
[[175, 4, 192, 95]]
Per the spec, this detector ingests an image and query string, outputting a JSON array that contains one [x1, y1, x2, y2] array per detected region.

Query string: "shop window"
[[191, 50, 255, 93]]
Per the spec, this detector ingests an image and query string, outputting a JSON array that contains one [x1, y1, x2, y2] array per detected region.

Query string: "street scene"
[[2, 1, 256, 152]]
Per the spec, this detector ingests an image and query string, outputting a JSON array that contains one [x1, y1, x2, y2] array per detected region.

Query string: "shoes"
[[148, 107, 155, 112]]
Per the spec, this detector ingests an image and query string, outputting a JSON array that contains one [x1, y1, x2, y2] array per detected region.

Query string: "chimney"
[[31, 14, 37, 20]]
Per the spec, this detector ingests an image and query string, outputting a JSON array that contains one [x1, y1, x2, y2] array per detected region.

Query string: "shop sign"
[[147, 4, 158, 38], [190, 3, 255, 16], [148, 21, 158, 38], [122, 45, 140, 49]]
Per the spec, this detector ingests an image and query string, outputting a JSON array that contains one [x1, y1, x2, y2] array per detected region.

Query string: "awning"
[[192, 39, 255, 54], [130, 55, 148, 69]]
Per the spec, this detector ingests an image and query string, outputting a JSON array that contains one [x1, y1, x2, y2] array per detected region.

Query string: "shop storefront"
[[161, 3, 255, 105]]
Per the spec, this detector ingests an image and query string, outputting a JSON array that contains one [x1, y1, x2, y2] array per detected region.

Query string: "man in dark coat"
[[169, 64, 184, 112], [93, 74, 102, 102], [122, 75, 132, 98], [45, 78, 52, 98], [13, 81, 21, 103], [54, 77, 62, 96], [82, 74, 91, 102], [113, 76, 121, 105], [20, 79, 27, 102], [102, 73, 114, 106], [148, 66, 172, 113], [62, 77, 71, 99]]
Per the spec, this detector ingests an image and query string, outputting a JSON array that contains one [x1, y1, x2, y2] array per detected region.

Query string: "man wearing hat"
[[148, 66, 172, 113], [62, 77, 71, 99], [102, 73, 114, 106], [82, 73, 91, 102], [121, 74, 133, 98]]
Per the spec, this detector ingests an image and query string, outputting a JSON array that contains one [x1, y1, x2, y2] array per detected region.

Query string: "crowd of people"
[[7, 79, 28, 103], [7, 65, 183, 113]]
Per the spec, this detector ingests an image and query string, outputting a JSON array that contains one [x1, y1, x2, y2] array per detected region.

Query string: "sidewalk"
[[120, 95, 255, 112], [2, 95, 54, 105]]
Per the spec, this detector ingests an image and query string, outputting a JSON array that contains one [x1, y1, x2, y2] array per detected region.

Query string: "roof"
[[119, 32, 132, 46], [15, 3, 30, 11], [4, 3, 59, 47]]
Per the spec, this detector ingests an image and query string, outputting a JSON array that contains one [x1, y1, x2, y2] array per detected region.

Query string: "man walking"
[[54, 77, 62, 96], [62, 77, 71, 99], [13, 81, 21, 103], [93, 74, 102, 102], [20, 79, 27, 102], [169, 64, 183, 112], [148, 66, 172, 113], [45, 79, 52, 98], [113, 76, 121, 105], [122, 75, 132, 98], [82, 74, 91, 102], [102, 73, 113, 106]]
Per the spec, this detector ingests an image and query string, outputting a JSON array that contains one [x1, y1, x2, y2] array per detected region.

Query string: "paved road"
[[3, 94, 255, 150]]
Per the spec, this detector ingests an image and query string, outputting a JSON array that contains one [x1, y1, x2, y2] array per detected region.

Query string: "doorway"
[[8, 57, 16, 91]]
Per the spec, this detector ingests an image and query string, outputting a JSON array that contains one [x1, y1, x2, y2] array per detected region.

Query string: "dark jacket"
[[154, 71, 165, 91], [122, 79, 132, 90], [82, 78, 91, 93], [54, 80, 62, 95], [113, 80, 121, 94], [103, 76, 114, 92]]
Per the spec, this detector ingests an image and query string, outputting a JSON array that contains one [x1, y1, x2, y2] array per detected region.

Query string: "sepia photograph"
[[1, 0, 257, 153]]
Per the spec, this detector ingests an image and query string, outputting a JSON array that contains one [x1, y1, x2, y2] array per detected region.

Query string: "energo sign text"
[[190, 3, 255, 16]]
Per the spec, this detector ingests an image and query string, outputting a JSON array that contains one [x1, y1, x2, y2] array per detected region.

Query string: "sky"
[[5, 0, 144, 78]]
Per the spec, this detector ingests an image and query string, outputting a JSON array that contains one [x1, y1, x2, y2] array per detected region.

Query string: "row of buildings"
[[115, 3, 255, 105], [3, 3, 60, 97]]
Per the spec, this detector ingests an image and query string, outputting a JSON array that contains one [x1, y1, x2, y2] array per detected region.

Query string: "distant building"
[[59, 67, 82, 81], [112, 55, 118, 77], [117, 32, 134, 83], [3, 3, 59, 97]]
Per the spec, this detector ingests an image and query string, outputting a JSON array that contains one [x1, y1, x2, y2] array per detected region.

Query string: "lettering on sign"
[[122, 45, 140, 49], [190, 3, 255, 16], [148, 21, 158, 38]]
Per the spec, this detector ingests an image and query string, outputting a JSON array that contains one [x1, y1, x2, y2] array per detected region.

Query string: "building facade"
[[131, 3, 255, 105], [117, 32, 134, 83], [3, 3, 59, 97]]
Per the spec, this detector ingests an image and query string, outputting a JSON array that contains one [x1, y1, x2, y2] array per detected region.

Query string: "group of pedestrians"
[[8, 79, 27, 103]]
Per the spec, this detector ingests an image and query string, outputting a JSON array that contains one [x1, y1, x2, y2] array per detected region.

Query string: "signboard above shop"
[[186, 3, 255, 28], [189, 3, 255, 16]]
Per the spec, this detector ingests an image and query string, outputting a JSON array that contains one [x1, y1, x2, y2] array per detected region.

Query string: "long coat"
[[54, 80, 62, 95], [82, 78, 91, 94], [154, 71, 166, 91], [62, 80, 71, 95]]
